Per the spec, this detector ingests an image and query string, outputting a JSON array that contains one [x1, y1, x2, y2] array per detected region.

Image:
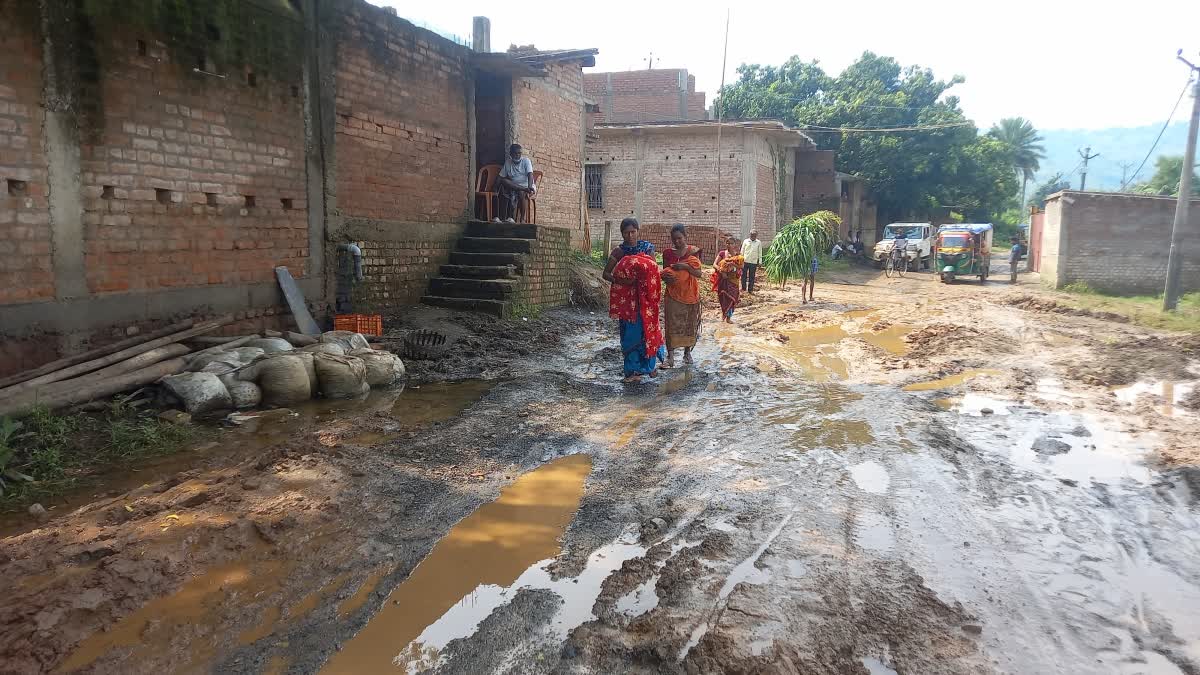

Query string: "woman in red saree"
[[711, 236, 744, 323], [660, 224, 702, 367], [603, 218, 666, 382]]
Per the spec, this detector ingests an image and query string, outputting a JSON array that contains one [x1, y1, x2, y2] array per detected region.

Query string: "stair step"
[[429, 277, 517, 300], [449, 252, 526, 270], [421, 295, 509, 318], [457, 237, 533, 254], [465, 221, 538, 239], [439, 264, 518, 279]]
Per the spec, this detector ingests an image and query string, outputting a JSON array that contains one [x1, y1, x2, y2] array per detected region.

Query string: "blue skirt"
[[620, 317, 665, 377]]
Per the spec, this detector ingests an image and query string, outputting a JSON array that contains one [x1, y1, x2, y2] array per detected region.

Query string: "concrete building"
[[585, 120, 814, 252], [792, 150, 878, 244], [0, 0, 593, 376], [1039, 190, 1200, 294], [583, 68, 707, 124]]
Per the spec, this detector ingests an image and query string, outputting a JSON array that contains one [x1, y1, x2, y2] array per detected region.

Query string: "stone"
[[1032, 436, 1071, 456], [27, 503, 48, 520], [980, 408, 994, 415]]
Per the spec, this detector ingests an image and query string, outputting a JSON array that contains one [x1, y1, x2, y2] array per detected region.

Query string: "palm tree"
[[989, 117, 1045, 209]]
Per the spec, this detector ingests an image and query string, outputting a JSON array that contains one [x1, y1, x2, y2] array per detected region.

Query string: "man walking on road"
[[741, 230, 763, 293]]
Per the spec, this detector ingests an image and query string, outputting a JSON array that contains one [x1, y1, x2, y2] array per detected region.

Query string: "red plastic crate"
[[334, 313, 383, 336]]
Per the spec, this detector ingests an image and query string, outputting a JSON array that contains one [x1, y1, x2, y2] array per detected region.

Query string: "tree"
[[1028, 172, 1071, 209], [716, 52, 1015, 222], [1133, 155, 1199, 197], [989, 117, 1045, 207]]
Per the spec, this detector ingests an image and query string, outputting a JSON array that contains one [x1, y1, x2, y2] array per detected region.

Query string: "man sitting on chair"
[[494, 143, 535, 223]]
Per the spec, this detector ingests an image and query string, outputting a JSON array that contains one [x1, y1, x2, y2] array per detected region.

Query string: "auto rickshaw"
[[935, 223, 993, 283]]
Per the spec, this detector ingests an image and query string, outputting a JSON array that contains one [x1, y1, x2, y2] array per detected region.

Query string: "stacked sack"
[[160, 331, 404, 416]]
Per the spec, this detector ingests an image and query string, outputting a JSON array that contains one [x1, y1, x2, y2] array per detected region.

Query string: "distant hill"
[[1033, 122, 1190, 191]]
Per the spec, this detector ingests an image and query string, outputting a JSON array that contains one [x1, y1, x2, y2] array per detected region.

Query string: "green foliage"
[[571, 249, 607, 269], [0, 406, 195, 508], [1029, 172, 1071, 208], [763, 211, 840, 286], [1132, 155, 1200, 197], [510, 303, 543, 320], [716, 52, 1017, 222], [1062, 281, 1096, 295], [989, 117, 1046, 183]]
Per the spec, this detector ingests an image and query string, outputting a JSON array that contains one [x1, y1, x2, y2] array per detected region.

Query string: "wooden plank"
[[276, 266, 321, 336]]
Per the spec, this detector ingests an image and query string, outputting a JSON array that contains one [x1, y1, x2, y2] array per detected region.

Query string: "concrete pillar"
[[677, 69, 688, 120], [472, 17, 490, 53], [39, 0, 86, 302]]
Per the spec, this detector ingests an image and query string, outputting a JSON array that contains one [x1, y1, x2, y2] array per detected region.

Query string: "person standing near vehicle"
[[1008, 236, 1024, 283], [741, 230, 763, 293]]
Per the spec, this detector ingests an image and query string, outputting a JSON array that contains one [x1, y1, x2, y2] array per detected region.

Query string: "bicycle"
[[884, 248, 907, 278]]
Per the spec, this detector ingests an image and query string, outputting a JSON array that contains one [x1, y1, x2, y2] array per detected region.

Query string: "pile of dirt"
[[905, 323, 1016, 354], [1062, 333, 1198, 387], [570, 263, 609, 310], [1002, 295, 1130, 323]]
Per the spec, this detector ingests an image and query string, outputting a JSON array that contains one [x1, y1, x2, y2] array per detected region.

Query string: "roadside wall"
[[585, 126, 800, 244], [1040, 190, 1200, 293], [583, 69, 706, 124]]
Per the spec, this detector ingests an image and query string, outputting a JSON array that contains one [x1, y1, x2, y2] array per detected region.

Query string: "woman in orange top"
[[711, 236, 744, 323], [660, 224, 703, 367]]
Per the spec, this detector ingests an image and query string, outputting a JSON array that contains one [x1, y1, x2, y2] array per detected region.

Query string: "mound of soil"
[[905, 323, 1016, 354], [1062, 333, 1198, 387], [1002, 296, 1130, 324]]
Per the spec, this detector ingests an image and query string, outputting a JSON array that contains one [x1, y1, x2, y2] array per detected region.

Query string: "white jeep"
[[872, 223, 933, 271]]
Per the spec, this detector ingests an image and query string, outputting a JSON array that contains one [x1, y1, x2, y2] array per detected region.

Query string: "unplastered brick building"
[[585, 120, 814, 248], [0, 1, 594, 376], [583, 68, 707, 123]]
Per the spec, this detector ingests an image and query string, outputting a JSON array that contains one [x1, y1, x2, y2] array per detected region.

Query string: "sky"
[[379, 0, 1200, 132]]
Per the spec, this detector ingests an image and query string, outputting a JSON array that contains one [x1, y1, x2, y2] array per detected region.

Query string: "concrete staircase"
[[421, 221, 535, 317]]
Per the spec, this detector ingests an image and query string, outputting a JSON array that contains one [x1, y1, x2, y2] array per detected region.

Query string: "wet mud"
[[5, 259, 1200, 674]]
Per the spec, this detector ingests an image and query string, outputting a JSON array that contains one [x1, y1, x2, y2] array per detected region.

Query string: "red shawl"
[[609, 253, 665, 357]]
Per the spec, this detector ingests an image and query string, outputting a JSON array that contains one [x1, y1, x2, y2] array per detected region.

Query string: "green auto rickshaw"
[[935, 223, 993, 283]]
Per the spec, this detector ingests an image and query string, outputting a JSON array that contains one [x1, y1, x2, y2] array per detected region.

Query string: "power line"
[[797, 121, 974, 133], [1120, 74, 1194, 190]]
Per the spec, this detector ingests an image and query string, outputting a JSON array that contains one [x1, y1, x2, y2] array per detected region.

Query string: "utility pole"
[[1078, 146, 1100, 191], [645, 52, 655, 69], [1164, 50, 1200, 311], [1118, 160, 1136, 189]]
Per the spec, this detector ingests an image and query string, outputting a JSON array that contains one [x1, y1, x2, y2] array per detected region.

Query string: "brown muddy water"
[[19, 303, 1200, 674]]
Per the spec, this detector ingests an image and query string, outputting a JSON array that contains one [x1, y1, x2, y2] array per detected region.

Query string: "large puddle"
[[321, 453, 592, 674]]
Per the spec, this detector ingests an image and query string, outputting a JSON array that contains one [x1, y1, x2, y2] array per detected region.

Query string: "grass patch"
[[570, 248, 608, 269], [1055, 287, 1200, 332], [0, 405, 198, 510]]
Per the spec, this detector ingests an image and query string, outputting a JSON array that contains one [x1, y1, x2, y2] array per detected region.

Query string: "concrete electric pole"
[[1163, 51, 1200, 311], [1078, 146, 1100, 191]]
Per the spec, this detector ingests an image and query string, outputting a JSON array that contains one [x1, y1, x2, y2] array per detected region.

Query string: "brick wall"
[[515, 225, 571, 309], [514, 62, 584, 243], [333, 1, 470, 223], [1041, 190, 1200, 293], [586, 126, 795, 244], [0, 0, 593, 378], [583, 69, 706, 123], [82, 5, 309, 295], [0, 3, 51, 305], [349, 222, 466, 309]]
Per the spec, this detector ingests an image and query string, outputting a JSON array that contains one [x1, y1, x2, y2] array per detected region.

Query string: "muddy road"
[[4, 260, 1200, 674]]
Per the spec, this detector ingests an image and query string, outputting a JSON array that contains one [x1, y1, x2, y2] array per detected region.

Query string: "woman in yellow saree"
[[660, 224, 703, 367]]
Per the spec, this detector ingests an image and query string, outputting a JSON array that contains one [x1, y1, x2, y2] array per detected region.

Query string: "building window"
[[585, 165, 603, 208]]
